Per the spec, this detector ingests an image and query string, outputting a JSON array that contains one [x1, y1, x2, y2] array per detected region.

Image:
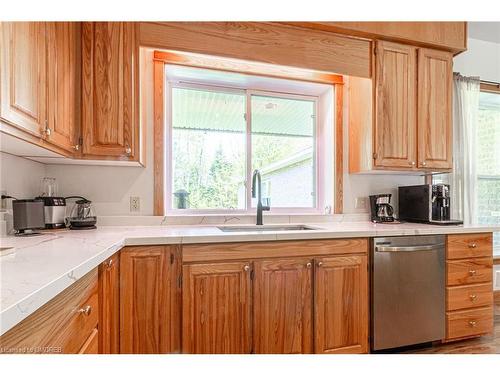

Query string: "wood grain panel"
[[334, 85, 344, 213], [0, 269, 98, 354], [417, 48, 453, 170], [98, 253, 120, 354], [82, 22, 139, 160], [447, 283, 493, 311], [253, 258, 313, 353], [285, 22, 467, 54], [182, 261, 252, 353], [446, 307, 493, 340], [120, 246, 175, 354], [182, 238, 369, 263], [446, 258, 493, 286], [153, 59, 165, 215], [140, 22, 372, 78], [314, 255, 368, 354], [45, 22, 80, 153], [78, 328, 99, 354], [374, 41, 417, 169], [0, 22, 46, 136], [447, 233, 493, 260]]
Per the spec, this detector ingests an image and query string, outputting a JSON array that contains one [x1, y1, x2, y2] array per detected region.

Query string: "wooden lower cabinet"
[[314, 255, 369, 354], [120, 245, 180, 354], [182, 261, 252, 354], [253, 258, 313, 354], [99, 253, 120, 354]]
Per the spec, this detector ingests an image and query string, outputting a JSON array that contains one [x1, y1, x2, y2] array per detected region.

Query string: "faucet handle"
[[262, 197, 271, 211]]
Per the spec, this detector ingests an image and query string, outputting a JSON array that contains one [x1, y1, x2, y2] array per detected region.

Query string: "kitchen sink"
[[217, 224, 320, 232]]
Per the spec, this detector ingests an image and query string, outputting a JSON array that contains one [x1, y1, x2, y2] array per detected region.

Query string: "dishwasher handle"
[[375, 244, 444, 252]]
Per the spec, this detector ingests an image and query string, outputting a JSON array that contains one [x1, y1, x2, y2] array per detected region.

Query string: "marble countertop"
[[1, 221, 499, 336]]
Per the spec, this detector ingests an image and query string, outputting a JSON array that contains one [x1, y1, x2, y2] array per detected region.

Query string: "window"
[[167, 81, 327, 214]]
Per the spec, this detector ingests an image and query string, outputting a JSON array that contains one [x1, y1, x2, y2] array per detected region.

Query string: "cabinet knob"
[[76, 305, 92, 316], [317, 261, 323, 267], [469, 294, 477, 301], [409, 161, 416, 166], [125, 146, 132, 155], [306, 262, 312, 268], [468, 320, 477, 327], [243, 265, 250, 272], [43, 127, 51, 137], [106, 259, 113, 269], [469, 269, 477, 276], [73, 144, 80, 151], [421, 161, 427, 167], [468, 242, 477, 249]]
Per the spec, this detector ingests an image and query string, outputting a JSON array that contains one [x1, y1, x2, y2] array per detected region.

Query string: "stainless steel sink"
[[217, 224, 320, 232]]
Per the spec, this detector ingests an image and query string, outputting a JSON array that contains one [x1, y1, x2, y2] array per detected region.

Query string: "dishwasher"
[[371, 235, 445, 351]]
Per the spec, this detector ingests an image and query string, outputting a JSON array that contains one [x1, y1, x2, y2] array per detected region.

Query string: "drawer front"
[[446, 283, 493, 311], [446, 258, 493, 286], [78, 328, 99, 354], [446, 307, 493, 340], [447, 233, 492, 260]]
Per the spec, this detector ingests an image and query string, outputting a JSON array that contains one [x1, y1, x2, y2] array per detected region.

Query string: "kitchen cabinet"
[[314, 255, 368, 354], [99, 253, 120, 354], [0, 269, 99, 354], [182, 261, 252, 354], [120, 245, 180, 354], [81, 22, 140, 161], [0, 22, 47, 136], [253, 258, 313, 354], [417, 48, 453, 170], [45, 22, 80, 153], [349, 41, 453, 173]]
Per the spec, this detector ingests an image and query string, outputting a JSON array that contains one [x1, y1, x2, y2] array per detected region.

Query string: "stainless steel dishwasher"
[[371, 235, 445, 351]]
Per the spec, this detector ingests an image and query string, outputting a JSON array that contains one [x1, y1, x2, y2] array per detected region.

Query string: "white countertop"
[[1, 221, 498, 336]]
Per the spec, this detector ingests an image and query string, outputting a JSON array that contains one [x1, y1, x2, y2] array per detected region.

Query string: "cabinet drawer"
[[78, 328, 99, 354], [446, 283, 493, 311], [447, 233, 492, 260], [0, 269, 98, 354], [446, 258, 493, 286], [446, 307, 493, 340]]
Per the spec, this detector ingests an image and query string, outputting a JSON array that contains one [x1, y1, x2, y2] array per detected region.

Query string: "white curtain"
[[443, 74, 481, 224]]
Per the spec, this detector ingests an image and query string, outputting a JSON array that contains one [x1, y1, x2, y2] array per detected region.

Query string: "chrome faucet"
[[251, 169, 270, 225]]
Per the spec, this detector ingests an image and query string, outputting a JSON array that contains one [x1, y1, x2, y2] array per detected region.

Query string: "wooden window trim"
[[153, 50, 344, 215], [480, 81, 500, 94]]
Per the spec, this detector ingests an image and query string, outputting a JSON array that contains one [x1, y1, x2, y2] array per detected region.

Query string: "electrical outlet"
[[130, 196, 140, 212], [354, 197, 367, 210]]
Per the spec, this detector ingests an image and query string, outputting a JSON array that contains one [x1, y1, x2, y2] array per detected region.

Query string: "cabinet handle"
[[306, 262, 312, 268], [42, 127, 51, 137], [409, 161, 416, 166], [468, 242, 477, 249], [469, 269, 477, 276], [106, 259, 113, 269], [243, 265, 250, 272], [468, 320, 477, 327], [125, 146, 132, 155], [421, 161, 427, 167], [317, 261, 323, 267], [469, 294, 477, 301], [76, 305, 92, 316], [73, 144, 80, 151]]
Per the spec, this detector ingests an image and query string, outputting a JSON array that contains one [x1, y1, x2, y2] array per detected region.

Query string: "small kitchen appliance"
[[65, 196, 97, 230], [12, 199, 45, 235], [398, 184, 463, 225], [369, 194, 395, 223], [37, 177, 66, 229]]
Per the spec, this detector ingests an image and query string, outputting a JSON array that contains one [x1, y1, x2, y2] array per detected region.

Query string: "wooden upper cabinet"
[[182, 261, 252, 354], [82, 22, 139, 160], [0, 22, 46, 136], [45, 22, 80, 153], [99, 253, 120, 354], [417, 48, 453, 170], [374, 41, 417, 169], [314, 255, 368, 354], [120, 246, 178, 354], [253, 258, 313, 354]]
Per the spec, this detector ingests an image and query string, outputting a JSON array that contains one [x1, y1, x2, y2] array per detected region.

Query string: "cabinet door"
[[98, 253, 120, 354], [374, 40, 417, 169], [45, 22, 79, 153], [182, 261, 252, 354], [81, 22, 139, 159], [0, 22, 46, 136], [120, 246, 179, 354], [417, 48, 453, 170], [253, 258, 313, 353], [314, 255, 368, 354]]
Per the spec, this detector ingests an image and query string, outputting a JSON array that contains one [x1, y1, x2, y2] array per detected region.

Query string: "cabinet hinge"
[[170, 253, 174, 265], [250, 269, 254, 280]]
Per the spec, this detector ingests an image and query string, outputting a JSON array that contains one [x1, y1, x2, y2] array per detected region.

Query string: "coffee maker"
[[369, 194, 396, 223]]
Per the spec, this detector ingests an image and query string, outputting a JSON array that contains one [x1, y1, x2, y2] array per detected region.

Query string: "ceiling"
[[468, 22, 500, 44]]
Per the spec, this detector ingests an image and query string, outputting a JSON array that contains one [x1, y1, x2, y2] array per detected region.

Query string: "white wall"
[[0, 152, 46, 200], [454, 38, 500, 82]]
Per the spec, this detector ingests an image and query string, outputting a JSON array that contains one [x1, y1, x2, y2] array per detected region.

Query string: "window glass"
[[251, 95, 316, 208], [171, 87, 246, 209]]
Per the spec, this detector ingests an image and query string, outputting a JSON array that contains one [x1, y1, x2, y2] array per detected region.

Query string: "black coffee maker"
[[369, 194, 395, 223]]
